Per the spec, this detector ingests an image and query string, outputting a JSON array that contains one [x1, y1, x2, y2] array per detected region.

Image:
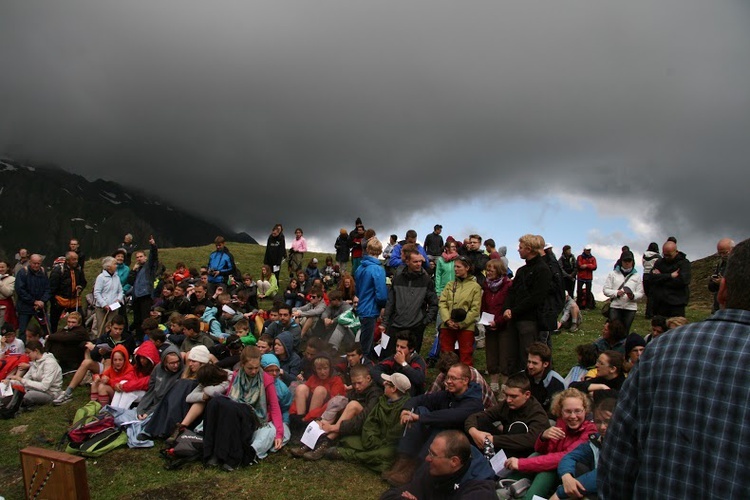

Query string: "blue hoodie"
[[276, 331, 301, 386], [354, 255, 387, 318]]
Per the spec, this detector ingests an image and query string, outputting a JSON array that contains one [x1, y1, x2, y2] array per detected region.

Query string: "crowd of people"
[[0, 223, 745, 499]]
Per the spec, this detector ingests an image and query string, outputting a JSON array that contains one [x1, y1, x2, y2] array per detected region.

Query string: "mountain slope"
[[0, 158, 256, 263]]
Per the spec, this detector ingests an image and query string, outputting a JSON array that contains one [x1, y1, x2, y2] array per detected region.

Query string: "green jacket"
[[438, 275, 482, 332], [435, 257, 456, 296]]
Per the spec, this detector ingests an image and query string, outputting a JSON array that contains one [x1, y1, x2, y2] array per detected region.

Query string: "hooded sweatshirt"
[[45, 324, 89, 371], [276, 331, 302, 386], [101, 344, 135, 389], [22, 352, 63, 398], [126, 340, 161, 391], [135, 344, 183, 416]]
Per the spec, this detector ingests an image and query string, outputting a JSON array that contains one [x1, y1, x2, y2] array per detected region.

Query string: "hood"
[[159, 344, 183, 374], [456, 381, 483, 401], [261, 353, 280, 369], [110, 344, 133, 375], [359, 255, 381, 267], [276, 331, 295, 357], [134, 340, 161, 367], [497, 246, 507, 257], [202, 307, 218, 322]]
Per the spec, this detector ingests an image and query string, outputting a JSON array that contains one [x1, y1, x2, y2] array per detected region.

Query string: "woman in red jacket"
[[92, 344, 133, 406], [481, 259, 513, 393], [504, 388, 596, 500]]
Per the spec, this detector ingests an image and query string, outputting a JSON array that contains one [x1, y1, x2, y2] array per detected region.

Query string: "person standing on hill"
[[288, 228, 307, 279], [649, 240, 691, 318], [709, 238, 735, 313], [355, 238, 388, 359], [334, 229, 351, 274], [558, 245, 577, 299], [423, 224, 444, 265], [576, 245, 597, 310], [207, 236, 237, 293], [129, 236, 159, 341], [119, 233, 137, 266], [15, 254, 50, 339], [264, 223, 286, 282], [48, 251, 87, 332]]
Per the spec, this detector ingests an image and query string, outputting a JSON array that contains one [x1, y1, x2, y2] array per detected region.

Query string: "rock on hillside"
[[0, 158, 256, 264]]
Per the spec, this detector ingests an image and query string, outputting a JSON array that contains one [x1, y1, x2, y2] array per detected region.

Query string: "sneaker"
[[570, 324, 579, 333], [205, 455, 220, 468], [82, 372, 94, 386], [221, 463, 236, 473], [53, 392, 73, 406], [165, 423, 185, 447]]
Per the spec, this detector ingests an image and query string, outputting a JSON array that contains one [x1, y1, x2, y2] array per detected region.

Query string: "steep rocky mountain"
[[0, 158, 256, 264]]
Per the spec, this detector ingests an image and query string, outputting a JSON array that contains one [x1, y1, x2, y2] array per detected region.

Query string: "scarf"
[[229, 369, 267, 423], [441, 250, 458, 262], [485, 275, 505, 293]]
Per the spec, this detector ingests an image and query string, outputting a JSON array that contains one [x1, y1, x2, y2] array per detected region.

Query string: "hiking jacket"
[[374, 352, 427, 396], [22, 352, 63, 398], [481, 277, 512, 329], [503, 255, 552, 323], [434, 256, 456, 296], [423, 232, 444, 257], [558, 253, 577, 280], [264, 233, 286, 267], [603, 268, 644, 311], [94, 270, 123, 308], [649, 251, 692, 306], [465, 397, 549, 457], [46, 325, 89, 371], [354, 255, 388, 318], [339, 383, 384, 436], [207, 247, 235, 284], [517, 418, 597, 473], [15, 266, 51, 314], [383, 268, 438, 330], [576, 253, 597, 282], [49, 263, 87, 299], [438, 275, 482, 332], [276, 331, 302, 386], [334, 234, 350, 262], [407, 382, 484, 428]]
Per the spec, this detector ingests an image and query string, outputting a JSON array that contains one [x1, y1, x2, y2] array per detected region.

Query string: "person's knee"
[[313, 386, 328, 397], [345, 400, 363, 414], [296, 384, 310, 397]]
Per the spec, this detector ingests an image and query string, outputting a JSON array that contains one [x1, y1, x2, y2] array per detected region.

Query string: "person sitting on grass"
[[324, 373, 411, 473], [288, 352, 346, 431], [623, 333, 646, 374], [295, 364, 383, 460], [464, 372, 549, 459], [135, 345, 184, 421], [525, 342, 565, 417], [90, 344, 133, 406], [233, 318, 257, 346], [43, 312, 89, 373], [563, 344, 599, 388], [334, 341, 375, 389], [284, 278, 307, 308], [256, 264, 278, 300], [502, 388, 597, 500], [255, 334, 274, 356], [261, 353, 292, 448], [292, 286, 327, 340], [592, 319, 627, 354], [549, 397, 617, 500], [428, 351, 497, 410], [570, 351, 625, 397], [265, 304, 302, 351], [372, 331, 427, 397], [1, 340, 62, 417], [273, 331, 301, 387], [297, 337, 326, 382], [644, 315, 668, 344], [179, 317, 215, 362], [202, 346, 283, 472], [53, 315, 134, 405]]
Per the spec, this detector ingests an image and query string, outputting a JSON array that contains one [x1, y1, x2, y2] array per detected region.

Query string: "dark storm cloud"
[[2, 1, 749, 252]]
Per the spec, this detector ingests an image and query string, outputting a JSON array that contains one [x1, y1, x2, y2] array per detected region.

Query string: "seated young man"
[[372, 331, 426, 396], [179, 317, 215, 362], [324, 373, 412, 473], [264, 304, 302, 352], [335, 341, 375, 390], [526, 342, 565, 417], [45, 312, 89, 372], [316, 290, 353, 350], [255, 334, 273, 355], [297, 337, 326, 382], [293, 364, 382, 460], [465, 372, 549, 458], [558, 292, 582, 332], [550, 397, 616, 500], [274, 331, 302, 387], [53, 315, 134, 405], [428, 351, 497, 410]]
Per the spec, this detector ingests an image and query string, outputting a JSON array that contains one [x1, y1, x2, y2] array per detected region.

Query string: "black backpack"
[[161, 429, 204, 470]]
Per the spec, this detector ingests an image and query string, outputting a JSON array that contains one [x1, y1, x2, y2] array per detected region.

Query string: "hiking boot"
[[205, 455, 219, 468], [570, 324, 579, 333], [324, 446, 343, 461], [302, 438, 332, 461], [290, 444, 311, 458], [165, 423, 185, 447], [386, 457, 419, 487], [53, 392, 73, 406]]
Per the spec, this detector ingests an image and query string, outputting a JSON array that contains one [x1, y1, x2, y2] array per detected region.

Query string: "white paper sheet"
[[374, 345, 383, 357], [490, 448, 511, 478], [380, 333, 390, 348], [532, 496, 548, 500], [300, 420, 326, 449], [0, 382, 13, 398], [272, 265, 280, 273], [478, 312, 495, 326], [111, 390, 145, 409], [108, 301, 121, 311]]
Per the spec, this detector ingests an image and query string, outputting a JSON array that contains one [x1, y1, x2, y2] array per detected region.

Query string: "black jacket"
[[383, 268, 438, 330], [650, 251, 691, 306], [49, 263, 87, 299], [424, 232, 445, 257], [503, 255, 552, 323]]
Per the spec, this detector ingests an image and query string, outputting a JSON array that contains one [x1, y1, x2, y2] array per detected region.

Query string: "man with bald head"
[[649, 240, 692, 317], [49, 251, 87, 332], [15, 254, 51, 339], [709, 238, 735, 313]]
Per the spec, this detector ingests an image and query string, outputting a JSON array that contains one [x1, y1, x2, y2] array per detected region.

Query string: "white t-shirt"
[[1, 338, 25, 355]]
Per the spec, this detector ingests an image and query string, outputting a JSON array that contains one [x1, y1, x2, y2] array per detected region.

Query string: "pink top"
[[517, 418, 596, 473], [226, 370, 284, 440], [291, 237, 307, 253]]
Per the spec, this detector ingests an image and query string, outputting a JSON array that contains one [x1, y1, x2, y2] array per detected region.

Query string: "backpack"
[[67, 416, 116, 445], [57, 401, 102, 450], [161, 429, 204, 470], [74, 428, 128, 458]]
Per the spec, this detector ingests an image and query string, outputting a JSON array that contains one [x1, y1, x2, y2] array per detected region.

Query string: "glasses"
[[427, 448, 448, 460], [445, 376, 467, 382], [562, 409, 585, 416]]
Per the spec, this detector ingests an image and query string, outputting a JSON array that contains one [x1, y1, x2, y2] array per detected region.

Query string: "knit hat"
[[381, 373, 411, 393], [620, 251, 635, 262], [624, 333, 646, 354], [188, 345, 211, 364], [260, 353, 280, 369]]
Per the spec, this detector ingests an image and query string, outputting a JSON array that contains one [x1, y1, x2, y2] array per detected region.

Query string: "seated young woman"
[[503, 388, 597, 500], [202, 346, 284, 472], [289, 352, 346, 430]]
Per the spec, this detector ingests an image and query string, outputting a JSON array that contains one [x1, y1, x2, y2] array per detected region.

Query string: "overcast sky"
[[2, 0, 749, 283]]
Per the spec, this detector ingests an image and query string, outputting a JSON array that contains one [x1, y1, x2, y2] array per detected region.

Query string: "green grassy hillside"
[[0, 242, 713, 500]]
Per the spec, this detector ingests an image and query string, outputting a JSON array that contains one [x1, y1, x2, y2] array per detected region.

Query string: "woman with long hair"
[[438, 256, 482, 366]]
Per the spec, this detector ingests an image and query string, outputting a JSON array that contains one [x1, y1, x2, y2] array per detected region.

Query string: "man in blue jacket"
[[206, 236, 236, 293], [129, 236, 158, 342], [15, 254, 51, 339], [383, 363, 484, 487], [355, 238, 388, 359]]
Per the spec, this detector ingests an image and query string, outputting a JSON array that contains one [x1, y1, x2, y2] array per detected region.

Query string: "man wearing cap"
[[576, 245, 598, 310], [324, 372, 412, 473], [603, 250, 644, 333], [423, 225, 445, 264]]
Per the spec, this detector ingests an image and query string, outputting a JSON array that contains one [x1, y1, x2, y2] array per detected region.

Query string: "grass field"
[[0, 242, 713, 499]]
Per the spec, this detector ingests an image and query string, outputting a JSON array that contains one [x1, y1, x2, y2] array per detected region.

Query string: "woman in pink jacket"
[[504, 388, 596, 499]]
